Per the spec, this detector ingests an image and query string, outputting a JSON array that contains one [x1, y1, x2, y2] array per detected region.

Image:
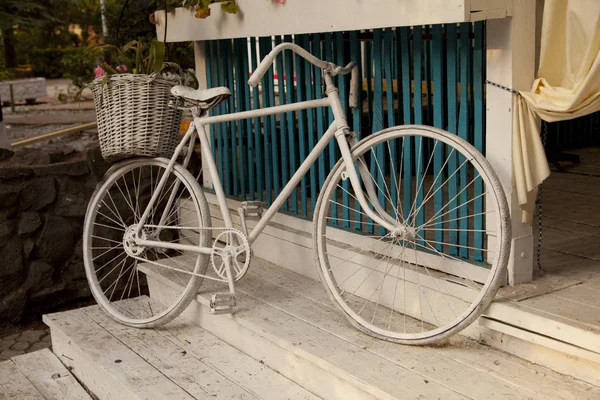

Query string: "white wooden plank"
[[79, 306, 256, 400], [146, 257, 600, 399], [543, 191, 600, 227], [0, 360, 44, 400], [583, 279, 600, 292], [551, 285, 600, 309], [243, 261, 600, 400], [156, 316, 321, 400], [541, 227, 600, 261], [520, 293, 600, 331], [242, 260, 599, 394], [479, 324, 600, 388], [43, 310, 200, 400], [154, 0, 507, 43], [495, 272, 582, 302], [144, 267, 467, 400], [539, 249, 600, 277], [237, 271, 538, 399], [542, 216, 600, 241], [479, 318, 600, 365], [485, 301, 600, 354], [11, 349, 90, 400], [81, 302, 317, 400], [544, 173, 600, 197]]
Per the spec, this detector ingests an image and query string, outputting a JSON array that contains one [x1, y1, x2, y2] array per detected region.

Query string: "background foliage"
[[0, 0, 195, 85]]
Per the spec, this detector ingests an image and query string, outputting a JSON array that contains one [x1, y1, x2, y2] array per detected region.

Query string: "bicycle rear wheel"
[[313, 126, 510, 344], [83, 158, 211, 328]]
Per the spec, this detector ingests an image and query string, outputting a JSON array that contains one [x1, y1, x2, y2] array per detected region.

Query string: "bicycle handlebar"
[[248, 43, 359, 109]]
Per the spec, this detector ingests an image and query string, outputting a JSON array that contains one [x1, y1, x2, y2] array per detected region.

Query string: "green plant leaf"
[[136, 38, 143, 75], [99, 61, 119, 75], [195, 5, 211, 18], [122, 40, 140, 54], [220, 1, 239, 14], [148, 41, 166, 74]]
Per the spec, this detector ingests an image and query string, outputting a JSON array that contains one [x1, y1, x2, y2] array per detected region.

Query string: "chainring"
[[210, 229, 251, 281]]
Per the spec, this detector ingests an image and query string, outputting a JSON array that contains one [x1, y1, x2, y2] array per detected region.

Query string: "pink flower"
[[94, 65, 105, 79], [274, 0, 285, 3], [115, 64, 128, 73]]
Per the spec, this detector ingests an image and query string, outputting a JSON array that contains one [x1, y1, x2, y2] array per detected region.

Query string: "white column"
[[193, 41, 214, 190], [485, 1, 536, 284]]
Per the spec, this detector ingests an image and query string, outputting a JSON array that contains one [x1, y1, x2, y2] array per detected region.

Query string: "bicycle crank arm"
[[209, 250, 238, 315]]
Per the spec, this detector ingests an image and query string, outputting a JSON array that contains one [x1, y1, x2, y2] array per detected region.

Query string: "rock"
[[33, 215, 75, 266], [84, 175, 99, 190], [17, 212, 42, 236], [62, 245, 86, 281], [63, 260, 86, 280], [32, 159, 89, 177], [0, 148, 14, 162], [20, 177, 55, 211], [55, 178, 88, 217], [0, 286, 26, 325], [0, 209, 15, 223], [48, 148, 75, 164], [0, 184, 21, 207], [0, 219, 15, 247], [12, 148, 50, 166], [22, 238, 35, 259], [25, 282, 69, 316], [25, 260, 54, 292], [0, 166, 34, 180], [86, 146, 111, 180], [0, 236, 23, 280]]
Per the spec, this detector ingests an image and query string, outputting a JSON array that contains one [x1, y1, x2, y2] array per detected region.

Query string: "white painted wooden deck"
[[472, 147, 600, 384], [44, 301, 319, 400], [0, 348, 90, 399], [138, 255, 599, 399]]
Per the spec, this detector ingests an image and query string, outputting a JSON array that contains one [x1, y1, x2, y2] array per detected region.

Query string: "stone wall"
[[0, 147, 109, 333]]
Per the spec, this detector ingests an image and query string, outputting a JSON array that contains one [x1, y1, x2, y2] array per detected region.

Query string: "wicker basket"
[[90, 74, 182, 162]]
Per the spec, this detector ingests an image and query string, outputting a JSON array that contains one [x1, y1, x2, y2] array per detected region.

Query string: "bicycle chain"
[[131, 226, 248, 283]]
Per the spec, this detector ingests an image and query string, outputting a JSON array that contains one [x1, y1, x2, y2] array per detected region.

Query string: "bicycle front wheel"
[[314, 126, 510, 345], [83, 158, 211, 328]]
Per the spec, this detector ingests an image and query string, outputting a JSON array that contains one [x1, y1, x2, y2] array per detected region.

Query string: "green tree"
[[0, 0, 77, 68]]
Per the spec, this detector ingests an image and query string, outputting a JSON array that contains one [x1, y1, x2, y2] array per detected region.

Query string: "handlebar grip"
[[349, 65, 359, 109], [248, 54, 274, 87]]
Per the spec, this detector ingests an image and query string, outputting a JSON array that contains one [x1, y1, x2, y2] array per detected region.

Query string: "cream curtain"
[[516, 0, 600, 222]]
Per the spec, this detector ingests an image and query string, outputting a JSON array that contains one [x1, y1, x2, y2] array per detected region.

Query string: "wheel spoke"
[[315, 128, 508, 343], [84, 161, 208, 326]]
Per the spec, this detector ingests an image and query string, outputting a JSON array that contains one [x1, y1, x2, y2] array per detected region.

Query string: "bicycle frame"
[[135, 73, 400, 255]]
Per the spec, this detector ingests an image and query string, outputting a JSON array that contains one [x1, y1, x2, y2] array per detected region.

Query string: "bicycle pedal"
[[241, 201, 263, 219], [209, 292, 236, 315], [238, 201, 263, 236]]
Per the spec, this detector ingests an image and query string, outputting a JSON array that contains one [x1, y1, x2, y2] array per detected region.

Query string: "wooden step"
[[43, 302, 319, 400], [143, 257, 600, 400], [10, 349, 91, 400], [1, 358, 44, 400]]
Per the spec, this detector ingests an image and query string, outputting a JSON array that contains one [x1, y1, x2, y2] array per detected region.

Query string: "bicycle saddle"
[[171, 85, 231, 109]]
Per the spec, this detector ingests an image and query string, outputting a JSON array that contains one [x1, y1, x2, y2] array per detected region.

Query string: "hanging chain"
[[485, 80, 520, 95], [535, 122, 549, 272], [486, 80, 547, 272]]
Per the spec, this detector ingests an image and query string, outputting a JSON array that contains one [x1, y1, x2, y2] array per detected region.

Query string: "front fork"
[[324, 74, 399, 233]]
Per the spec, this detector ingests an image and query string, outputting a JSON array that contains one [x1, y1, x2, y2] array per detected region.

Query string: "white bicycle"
[[83, 43, 510, 345]]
